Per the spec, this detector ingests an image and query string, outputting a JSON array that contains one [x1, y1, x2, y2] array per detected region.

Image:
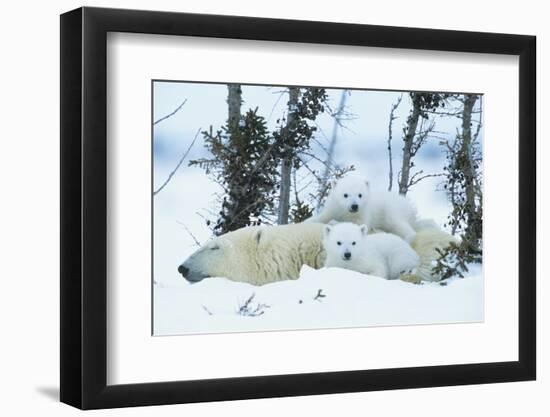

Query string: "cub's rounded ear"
[[360, 224, 369, 235], [364, 179, 370, 189], [324, 225, 332, 237]]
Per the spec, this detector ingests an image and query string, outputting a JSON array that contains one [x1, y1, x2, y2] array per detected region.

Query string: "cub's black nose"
[[178, 264, 189, 276], [350, 204, 358, 212], [344, 252, 351, 260]]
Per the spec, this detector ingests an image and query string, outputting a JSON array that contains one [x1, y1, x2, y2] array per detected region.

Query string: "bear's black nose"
[[344, 252, 351, 260], [350, 204, 358, 212], [177, 264, 189, 276]]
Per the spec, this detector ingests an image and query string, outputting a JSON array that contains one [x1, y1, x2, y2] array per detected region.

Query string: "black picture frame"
[[60, 6, 536, 410]]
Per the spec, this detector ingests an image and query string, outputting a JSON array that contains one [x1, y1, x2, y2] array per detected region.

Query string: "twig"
[[176, 220, 201, 247], [297, 177, 315, 195], [312, 120, 331, 143], [266, 90, 286, 123], [473, 96, 483, 142], [237, 293, 270, 317], [410, 119, 435, 157], [296, 156, 325, 184], [293, 169, 300, 204], [153, 99, 188, 126], [301, 151, 336, 170], [319, 90, 348, 200], [313, 289, 326, 302], [311, 136, 330, 155], [153, 128, 201, 196], [408, 171, 445, 188], [387, 94, 403, 191]]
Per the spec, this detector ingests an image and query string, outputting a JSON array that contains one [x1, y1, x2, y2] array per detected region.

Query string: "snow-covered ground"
[[154, 264, 483, 336], [152, 83, 484, 336]]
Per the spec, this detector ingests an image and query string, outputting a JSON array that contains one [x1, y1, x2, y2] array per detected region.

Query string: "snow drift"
[[154, 264, 483, 336]]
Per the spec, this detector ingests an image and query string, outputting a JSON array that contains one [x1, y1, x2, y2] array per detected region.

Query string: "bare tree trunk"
[[398, 102, 421, 195], [278, 158, 292, 224], [277, 87, 300, 225], [227, 84, 242, 129], [225, 84, 242, 226], [387, 94, 402, 191], [472, 96, 483, 203], [461, 94, 478, 245]]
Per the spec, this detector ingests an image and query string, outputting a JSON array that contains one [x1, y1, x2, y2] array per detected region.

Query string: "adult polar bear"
[[306, 174, 436, 242], [178, 223, 325, 286], [177, 222, 455, 286]]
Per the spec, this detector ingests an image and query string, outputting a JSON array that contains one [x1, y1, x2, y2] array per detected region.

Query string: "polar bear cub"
[[308, 174, 419, 243], [323, 222, 420, 280]]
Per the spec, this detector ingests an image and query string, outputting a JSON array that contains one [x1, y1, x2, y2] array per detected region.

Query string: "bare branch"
[[313, 288, 326, 302], [312, 120, 331, 143], [423, 109, 482, 117], [266, 90, 286, 122], [296, 155, 325, 184], [320, 90, 347, 188], [410, 119, 436, 157], [297, 177, 315, 195], [195, 210, 215, 232], [387, 94, 403, 191], [292, 168, 300, 204], [153, 128, 201, 196], [301, 151, 335, 169], [176, 220, 201, 247], [310, 136, 330, 155], [236, 293, 270, 317], [408, 170, 445, 188], [473, 96, 483, 142], [153, 99, 188, 126]]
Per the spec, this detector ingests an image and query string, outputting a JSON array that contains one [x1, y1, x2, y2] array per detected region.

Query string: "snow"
[[154, 265, 483, 336], [152, 83, 484, 336]]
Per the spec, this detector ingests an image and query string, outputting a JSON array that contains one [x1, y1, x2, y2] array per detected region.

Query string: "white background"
[[0, 0, 545, 415], [108, 33, 515, 384]]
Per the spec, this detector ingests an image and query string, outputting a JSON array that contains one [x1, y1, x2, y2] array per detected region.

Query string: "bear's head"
[[323, 222, 368, 263], [177, 227, 263, 283], [331, 174, 370, 214]]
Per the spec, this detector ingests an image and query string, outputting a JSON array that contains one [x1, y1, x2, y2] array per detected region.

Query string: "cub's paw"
[[401, 267, 417, 275], [399, 272, 423, 285]]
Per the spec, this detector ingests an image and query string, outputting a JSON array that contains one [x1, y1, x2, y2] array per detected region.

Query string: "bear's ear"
[[324, 225, 332, 237], [360, 224, 369, 235]]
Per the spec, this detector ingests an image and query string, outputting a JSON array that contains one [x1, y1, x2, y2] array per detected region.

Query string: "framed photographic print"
[[60, 6, 536, 410]]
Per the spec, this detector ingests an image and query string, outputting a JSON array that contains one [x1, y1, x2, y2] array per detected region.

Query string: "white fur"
[[323, 222, 420, 280], [178, 222, 326, 286], [308, 174, 419, 242], [178, 221, 456, 286]]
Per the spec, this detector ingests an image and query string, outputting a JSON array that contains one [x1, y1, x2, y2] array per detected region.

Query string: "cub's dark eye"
[[352, 242, 356, 245], [358, 194, 362, 198], [343, 194, 348, 198], [337, 241, 342, 246]]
